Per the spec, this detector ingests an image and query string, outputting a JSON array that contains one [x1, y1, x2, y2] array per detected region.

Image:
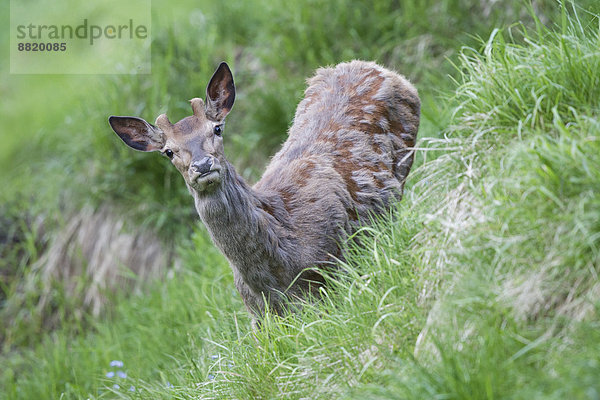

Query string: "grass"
[[0, 0, 521, 346], [2, 0, 600, 399], [2, 205, 425, 399]]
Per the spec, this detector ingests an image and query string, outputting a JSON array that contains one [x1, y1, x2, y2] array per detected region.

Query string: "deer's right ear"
[[108, 116, 165, 152]]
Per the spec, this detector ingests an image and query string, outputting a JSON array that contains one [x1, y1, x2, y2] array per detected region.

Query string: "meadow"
[[1, 0, 600, 398]]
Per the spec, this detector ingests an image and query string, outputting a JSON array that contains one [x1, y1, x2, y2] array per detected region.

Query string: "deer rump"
[[109, 60, 420, 320]]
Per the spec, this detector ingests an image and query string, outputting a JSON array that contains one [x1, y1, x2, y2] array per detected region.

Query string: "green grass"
[[2, 0, 600, 399], [0, 0, 524, 345], [2, 205, 425, 399]]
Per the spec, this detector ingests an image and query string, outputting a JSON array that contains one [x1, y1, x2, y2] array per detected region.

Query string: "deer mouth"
[[199, 170, 219, 178], [191, 168, 221, 191]]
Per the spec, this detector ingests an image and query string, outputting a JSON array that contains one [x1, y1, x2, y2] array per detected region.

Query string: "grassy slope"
[[1, 0, 506, 347], [2, 1, 600, 399]]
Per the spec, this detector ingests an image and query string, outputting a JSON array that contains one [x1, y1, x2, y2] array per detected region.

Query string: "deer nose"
[[191, 157, 214, 175]]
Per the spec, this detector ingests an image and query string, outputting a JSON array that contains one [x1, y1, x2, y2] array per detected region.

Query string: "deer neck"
[[191, 161, 287, 290], [192, 161, 256, 224]]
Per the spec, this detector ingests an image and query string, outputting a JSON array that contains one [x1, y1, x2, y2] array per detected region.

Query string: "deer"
[[109, 60, 420, 322]]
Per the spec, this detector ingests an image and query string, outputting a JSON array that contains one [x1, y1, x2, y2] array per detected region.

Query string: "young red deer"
[[109, 61, 420, 320]]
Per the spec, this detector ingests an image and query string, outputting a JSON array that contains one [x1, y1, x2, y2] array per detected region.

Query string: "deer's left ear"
[[205, 62, 235, 121], [108, 116, 165, 152]]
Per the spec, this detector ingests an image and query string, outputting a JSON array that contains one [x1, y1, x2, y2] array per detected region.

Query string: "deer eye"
[[164, 149, 174, 159], [214, 125, 223, 136]]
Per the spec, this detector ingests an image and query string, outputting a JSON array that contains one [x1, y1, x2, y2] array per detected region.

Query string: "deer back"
[[254, 60, 420, 261]]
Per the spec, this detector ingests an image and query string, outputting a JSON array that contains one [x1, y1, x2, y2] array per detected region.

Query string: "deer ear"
[[108, 116, 165, 152], [205, 62, 235, 121]]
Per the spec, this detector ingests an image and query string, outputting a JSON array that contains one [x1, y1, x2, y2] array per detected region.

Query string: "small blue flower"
[[208, 374, 215, 380], [166, 381, 174, 388], [210, 354, 219, 360], [129, 386, 136, 392], [117, 371, 127, 379], [106, 371, 115, 378], [112, 384, 120, 390], [110, 360, 124, 368]]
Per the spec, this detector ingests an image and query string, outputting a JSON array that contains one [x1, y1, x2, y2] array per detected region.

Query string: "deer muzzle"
[[188, 156, 222, 191]]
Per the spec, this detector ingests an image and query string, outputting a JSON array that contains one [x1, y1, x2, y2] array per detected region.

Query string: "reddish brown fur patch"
[[347, 207, 359, 221], [366, 161, 389, 189], [279, 187, 295, 212], [334, 161, 360, 202], [295, 160, 316, 187], [321, 120, 344, 135], [370, 141, 383, 155], [389, 119, 408, 143], [260, 199, 276, 217]]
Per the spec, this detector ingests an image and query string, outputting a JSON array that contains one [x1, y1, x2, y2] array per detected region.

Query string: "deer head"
[[109, 62, 236, 194]]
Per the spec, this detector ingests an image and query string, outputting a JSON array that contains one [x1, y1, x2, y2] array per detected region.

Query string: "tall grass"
[[2, 1, 600, 399], [353, 4, 600, 399], [1, 205, 424, 399], [0, 0, 536, 348]]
